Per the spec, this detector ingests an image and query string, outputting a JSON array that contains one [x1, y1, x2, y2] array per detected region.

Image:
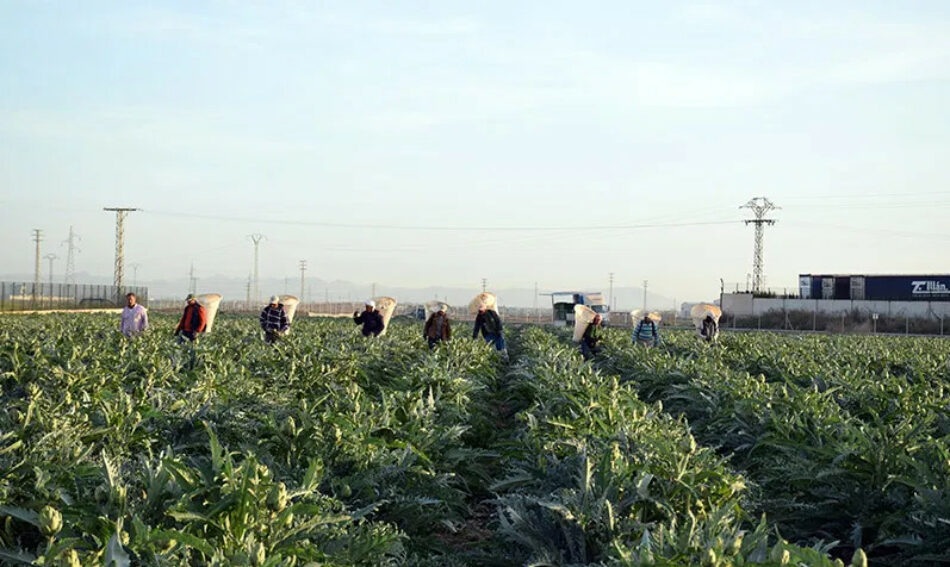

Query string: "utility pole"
[[31, 229, 43, 298], [44, 254, 57, 286], [740, 197, 779, 293], [245, 274, 252, 309], [248, 234, 265, 303], [481, 278, 488, 293], [299, 260, 307, 301], [130, 263, 140, 287], [642, 280, 648, 311], [103, 208, 137, 299], [188, 262, 197, 295], [61, 226, 80, 284], [534, 281, 539, 323], [608, 272, 615, 310]]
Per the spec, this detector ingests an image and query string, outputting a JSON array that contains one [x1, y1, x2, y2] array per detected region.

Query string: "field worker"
[[700, 315, 719, 344], [353, 300, 384, 337], [472, 305, 506, 351], [260, 295, 290, 343], [119, 292, 148, 337], [633, 313, 660, 348], [424, 304, 452, 349], [174, 293, 207, 343], [580, 314, 604, 360]]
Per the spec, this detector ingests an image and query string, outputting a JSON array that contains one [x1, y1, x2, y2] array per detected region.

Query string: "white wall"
[[721, 293, 950, 318]]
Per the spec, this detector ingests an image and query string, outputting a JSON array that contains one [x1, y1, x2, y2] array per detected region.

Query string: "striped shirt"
[[260, 304, 289, 332], [633, 320, 658, 344]]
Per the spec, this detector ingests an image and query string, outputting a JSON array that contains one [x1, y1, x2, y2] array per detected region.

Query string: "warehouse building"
[[723, 274, 950, 319], [798, 274, 950, 301]]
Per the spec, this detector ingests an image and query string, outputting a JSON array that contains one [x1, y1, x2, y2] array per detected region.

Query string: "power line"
[[143, 209, 742, 232], [796, 222, 950, 242], [783, 190, 950, 202]]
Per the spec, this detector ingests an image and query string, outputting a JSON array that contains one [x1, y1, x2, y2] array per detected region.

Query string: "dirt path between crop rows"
[[432, 327, 533, 565]]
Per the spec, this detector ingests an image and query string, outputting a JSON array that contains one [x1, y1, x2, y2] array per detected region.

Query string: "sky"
[[2, 1, 950, 302]]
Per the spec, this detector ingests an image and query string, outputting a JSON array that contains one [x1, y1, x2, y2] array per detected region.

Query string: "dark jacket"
[[354, 309, 384, 337], [473, 310, 503, 339], [176, 303, 207, 334], [701, 318, 718, 340], [424, 312, 451, 340], [260, 304, 290, 333], [582, 322, 602, 347]]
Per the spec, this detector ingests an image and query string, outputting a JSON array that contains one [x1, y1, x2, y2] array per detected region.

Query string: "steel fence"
[[0, 282, 149, 312]]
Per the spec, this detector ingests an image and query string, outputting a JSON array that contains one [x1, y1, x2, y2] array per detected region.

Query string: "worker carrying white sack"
[[573, 304, 603, 360], [260, 295, 290, 344], [691, 304, 722, 344], [424, 303, 451, 349], [631, 310, 661, 347], [354, 300, 384, 337], [175, 293, 208, 343], [374, 297, 398, 336], [470, 293, 506, 352]]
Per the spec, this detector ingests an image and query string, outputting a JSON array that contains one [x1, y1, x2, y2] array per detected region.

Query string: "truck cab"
[[549, 291, 610, 326]]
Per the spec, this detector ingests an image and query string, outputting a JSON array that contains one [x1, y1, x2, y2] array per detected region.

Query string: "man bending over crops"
[[700, 315, 719, 344], [633, 313, 660, 347], [120, 292, 148, 337], [174, 293, 207, 343], [581, 314, 603, 360], [424, 304, 451, 349], [473, 305, 506, 351], [353, 300, 384, 337], [261, 295, 290, 343]]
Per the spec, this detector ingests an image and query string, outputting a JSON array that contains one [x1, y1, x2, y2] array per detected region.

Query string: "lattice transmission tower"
[[740, 197, 779, 293], [61, 226, 81, 284], [103, 207, 137, 298]]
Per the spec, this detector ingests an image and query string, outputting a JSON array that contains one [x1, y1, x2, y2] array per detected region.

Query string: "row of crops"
[[598, 331, 950, 565], [1, 313, 945, 565]]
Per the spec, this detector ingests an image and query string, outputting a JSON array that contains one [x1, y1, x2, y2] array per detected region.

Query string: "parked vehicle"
[[547, 291, 609, 326]]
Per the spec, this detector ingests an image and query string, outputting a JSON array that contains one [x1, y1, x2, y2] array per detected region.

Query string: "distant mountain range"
[[1, 271, 684, 310]]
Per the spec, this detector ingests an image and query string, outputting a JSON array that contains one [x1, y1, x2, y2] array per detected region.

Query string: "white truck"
[[548, 291, 610, 327]]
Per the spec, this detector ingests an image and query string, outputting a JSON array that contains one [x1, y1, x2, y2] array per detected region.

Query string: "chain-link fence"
[[0, 282, 149, 312], [723, 282, 798, 298]]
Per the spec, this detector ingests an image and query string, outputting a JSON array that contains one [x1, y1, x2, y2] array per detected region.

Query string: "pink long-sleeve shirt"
[[120, 304, 149, 336]]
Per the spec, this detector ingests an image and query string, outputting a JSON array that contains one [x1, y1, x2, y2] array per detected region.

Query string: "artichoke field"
[[1, 313, 941, 566]]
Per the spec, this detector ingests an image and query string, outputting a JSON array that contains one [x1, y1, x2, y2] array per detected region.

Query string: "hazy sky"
[[2, 1, 950, 301]]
